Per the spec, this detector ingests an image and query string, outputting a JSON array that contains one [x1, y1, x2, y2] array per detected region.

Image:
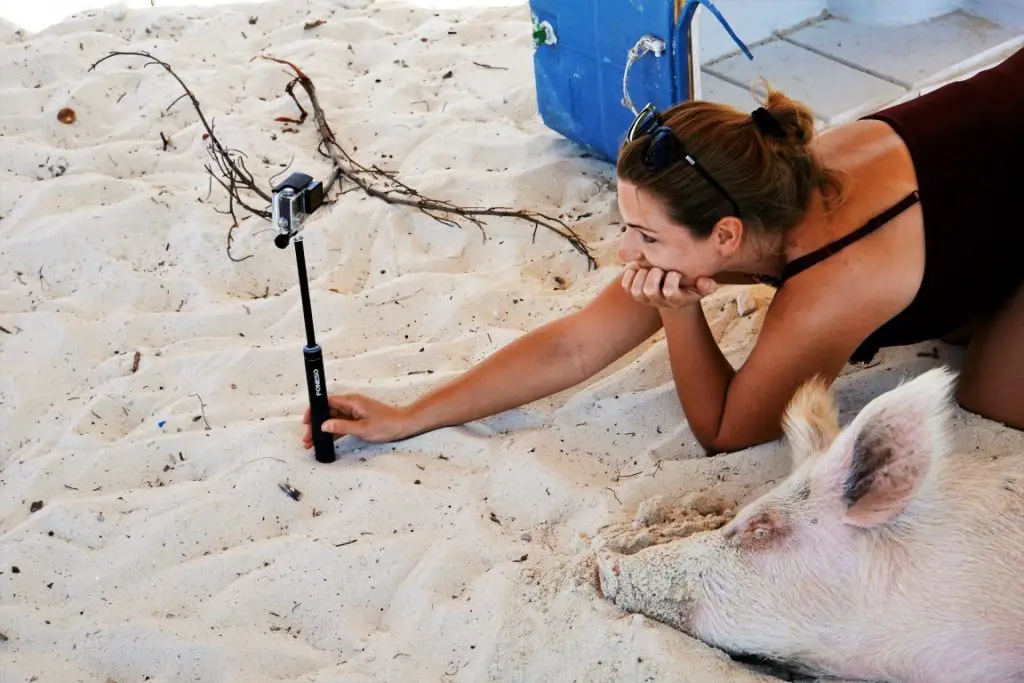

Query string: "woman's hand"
[[621, 264, 718, 309], [301, 394, 413, 447]]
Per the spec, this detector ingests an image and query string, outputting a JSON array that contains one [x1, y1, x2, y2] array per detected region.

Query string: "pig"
[[597, 367, 1024, 683]]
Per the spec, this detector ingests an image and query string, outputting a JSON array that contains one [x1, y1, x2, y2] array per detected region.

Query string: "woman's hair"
[[616, 83, 848, 238]]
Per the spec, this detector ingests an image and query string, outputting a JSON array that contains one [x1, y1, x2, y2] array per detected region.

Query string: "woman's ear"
[[712, 216, 744, 255]]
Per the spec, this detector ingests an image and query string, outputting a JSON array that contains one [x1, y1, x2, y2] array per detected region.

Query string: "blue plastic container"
[[528, 0, 752, 162]]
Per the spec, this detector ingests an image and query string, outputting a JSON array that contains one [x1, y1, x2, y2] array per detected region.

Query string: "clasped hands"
[[621, 263, 718, 309]]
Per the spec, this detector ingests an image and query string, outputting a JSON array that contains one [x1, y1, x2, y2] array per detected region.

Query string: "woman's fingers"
[[325, 394, 362, 416], [640, 268, 665, 301], [320, 418, 356, 436], [621, 266, 715, 308], [661, 270, 684, 305], [696, 276, 719, 297], [626, 267, 663, 303], [621, 263, 640, 292], [622, 266, 677, 306], [301, 394, 366, 447]]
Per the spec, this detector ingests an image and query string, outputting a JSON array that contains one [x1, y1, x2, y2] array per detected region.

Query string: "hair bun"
[[751, 107, 786, 138], [757, 81, 816, 147]]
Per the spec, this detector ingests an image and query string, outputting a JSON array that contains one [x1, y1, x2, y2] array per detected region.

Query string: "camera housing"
[[272, 172, 324, 248]]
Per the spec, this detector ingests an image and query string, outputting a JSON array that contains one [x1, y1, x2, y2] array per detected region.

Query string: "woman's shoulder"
[[770, 208, 925, 344], [792, 118, 924, 276], [773, 184, 926, 335], [815, 118, 917, 189]]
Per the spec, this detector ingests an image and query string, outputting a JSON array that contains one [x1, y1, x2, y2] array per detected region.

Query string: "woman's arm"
[[658, 305, 737, 448], [660, 282, 878, 454], [403, 275, 664, 435]]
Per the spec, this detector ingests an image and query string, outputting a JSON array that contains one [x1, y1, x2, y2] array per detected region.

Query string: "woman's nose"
[[618, 230, 641, 263]]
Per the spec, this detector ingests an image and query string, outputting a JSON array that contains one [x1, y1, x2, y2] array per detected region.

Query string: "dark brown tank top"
[[759, 47, 1024, 364]]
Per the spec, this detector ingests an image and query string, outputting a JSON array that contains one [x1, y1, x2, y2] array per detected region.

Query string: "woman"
[[302, 47, 1024, 455]]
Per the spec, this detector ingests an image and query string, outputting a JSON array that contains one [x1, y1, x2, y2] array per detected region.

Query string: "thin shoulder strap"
[[781, 190, 921, 282]]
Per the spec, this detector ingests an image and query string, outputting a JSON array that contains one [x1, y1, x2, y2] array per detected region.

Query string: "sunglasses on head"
[[625, 102, 742, 218]]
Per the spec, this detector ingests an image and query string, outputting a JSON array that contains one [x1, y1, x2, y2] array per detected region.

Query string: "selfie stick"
[[272, 172, 335, 464]]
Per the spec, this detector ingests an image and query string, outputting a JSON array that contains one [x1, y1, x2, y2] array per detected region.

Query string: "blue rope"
[[677, 0, 754, 61]]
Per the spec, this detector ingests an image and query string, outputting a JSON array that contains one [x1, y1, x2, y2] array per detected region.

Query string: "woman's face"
[[616, 180, 728, 286]]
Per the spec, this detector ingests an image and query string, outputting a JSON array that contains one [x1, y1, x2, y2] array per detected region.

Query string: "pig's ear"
[[782, 375, 840, 467], [837, 367, 956, 528]]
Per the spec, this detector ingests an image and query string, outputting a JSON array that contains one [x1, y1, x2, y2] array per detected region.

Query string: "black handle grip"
[[304, 344, 336, 463]]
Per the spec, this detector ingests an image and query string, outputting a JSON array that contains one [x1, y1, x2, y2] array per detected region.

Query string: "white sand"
[[2, 2, 1020, 682]]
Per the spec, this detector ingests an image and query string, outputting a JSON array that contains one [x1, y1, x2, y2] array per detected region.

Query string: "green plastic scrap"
[[531, 15, 557, 47]]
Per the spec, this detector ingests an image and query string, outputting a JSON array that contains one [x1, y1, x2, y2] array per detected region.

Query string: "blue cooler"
[[528, 0, 753, 162]]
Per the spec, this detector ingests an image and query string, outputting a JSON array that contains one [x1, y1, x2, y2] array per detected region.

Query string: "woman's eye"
[[640, 234, 657, 244]]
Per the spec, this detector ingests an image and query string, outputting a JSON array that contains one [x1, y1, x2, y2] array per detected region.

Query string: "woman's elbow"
[[690, 425, 724, 456], [695, 424, 781, 456]]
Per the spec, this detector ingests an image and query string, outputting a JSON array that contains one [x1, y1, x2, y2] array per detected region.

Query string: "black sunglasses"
[[625, 103, 742, 217]]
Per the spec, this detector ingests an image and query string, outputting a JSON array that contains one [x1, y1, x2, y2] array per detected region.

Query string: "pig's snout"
[[597, 547, 697, 633], [596, 551, 630, 604]]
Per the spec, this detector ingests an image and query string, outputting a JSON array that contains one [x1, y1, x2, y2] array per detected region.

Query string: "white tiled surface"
[[880, 41, 1023, 107], [697, 72, 759, 111], [784, 10, 1023, 89], [704, 40, 906, 125], [699, 72, 827, 128], [699, 5, 1023, 127], [964, 0, 1024, 31]]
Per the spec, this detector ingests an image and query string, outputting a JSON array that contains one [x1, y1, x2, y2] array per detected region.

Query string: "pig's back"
[[888, 451, 1024, 682]]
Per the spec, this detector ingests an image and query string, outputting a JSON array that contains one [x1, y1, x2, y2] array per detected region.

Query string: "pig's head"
[[599, 367, 957, 667]]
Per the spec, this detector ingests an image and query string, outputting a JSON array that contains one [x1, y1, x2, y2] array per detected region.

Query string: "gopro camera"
[[273, 172, 324, 248]]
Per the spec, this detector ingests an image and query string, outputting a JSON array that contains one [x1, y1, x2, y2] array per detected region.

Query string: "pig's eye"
[[736, 509, 787, 549]]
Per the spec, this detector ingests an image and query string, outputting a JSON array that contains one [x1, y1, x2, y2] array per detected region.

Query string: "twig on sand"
[[256, 54, 596, 268], [615, 468, 644, 481], [234, 456, 286, 472], [89, 50, 265, 263], [188, 392, 211, 430], [87, 50, 597, 269]]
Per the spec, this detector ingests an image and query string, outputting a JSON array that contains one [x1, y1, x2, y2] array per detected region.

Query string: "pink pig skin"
[[599, 367, 1024, 683]]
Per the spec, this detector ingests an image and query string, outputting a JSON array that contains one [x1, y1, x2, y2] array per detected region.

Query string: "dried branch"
[[256, 54, 596, 268], [189, 393, 211, 430], [87, 50, 597, 269], [89, 50, 264, 262]]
